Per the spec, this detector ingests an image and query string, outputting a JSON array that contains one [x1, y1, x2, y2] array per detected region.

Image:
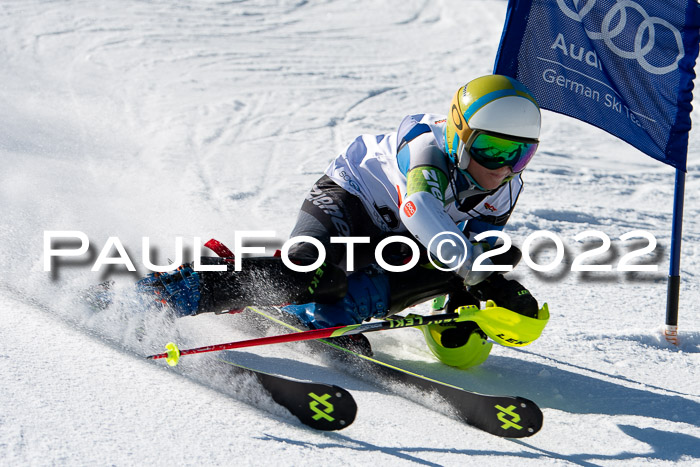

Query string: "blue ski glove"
[[136, 265, 202, 317]]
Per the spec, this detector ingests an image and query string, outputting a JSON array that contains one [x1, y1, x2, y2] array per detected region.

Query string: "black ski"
[[244, 306, 543, 438], [80, 282, 357, 431], [216, 355, 357, 431]]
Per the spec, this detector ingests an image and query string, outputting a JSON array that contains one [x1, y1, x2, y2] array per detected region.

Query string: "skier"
[[137, 74, 544, 367]]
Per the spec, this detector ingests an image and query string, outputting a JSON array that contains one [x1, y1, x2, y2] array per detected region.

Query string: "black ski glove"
[[468, 273, 539, 318]]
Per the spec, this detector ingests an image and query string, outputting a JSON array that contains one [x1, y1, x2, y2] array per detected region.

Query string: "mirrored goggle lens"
[[469, 133, 538, 173]]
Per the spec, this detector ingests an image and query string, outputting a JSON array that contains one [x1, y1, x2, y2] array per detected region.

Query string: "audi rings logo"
[[556, 0, 684, 75]]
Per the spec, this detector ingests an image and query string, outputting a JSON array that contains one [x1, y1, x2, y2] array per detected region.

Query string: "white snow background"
[[1, 0, 700, 465]]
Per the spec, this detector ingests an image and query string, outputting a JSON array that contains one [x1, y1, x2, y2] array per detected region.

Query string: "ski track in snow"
[[1, 0, 700, 465]]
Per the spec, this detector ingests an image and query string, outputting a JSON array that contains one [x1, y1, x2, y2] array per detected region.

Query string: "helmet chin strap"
[[450, 162, 488, 192], [463, 169, 488, 192]]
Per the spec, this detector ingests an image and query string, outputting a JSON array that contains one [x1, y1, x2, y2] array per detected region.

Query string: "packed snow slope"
[[1, 0, 699, 465]]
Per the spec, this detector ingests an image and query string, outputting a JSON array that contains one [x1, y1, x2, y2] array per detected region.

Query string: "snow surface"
[[1, 0, 700, 465]]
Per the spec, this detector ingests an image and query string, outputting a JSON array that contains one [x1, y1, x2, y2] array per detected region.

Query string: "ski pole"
[[147, 311, 462, 365]]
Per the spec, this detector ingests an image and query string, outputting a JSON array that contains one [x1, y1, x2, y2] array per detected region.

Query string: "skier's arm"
[[398, 144, 491, 285]]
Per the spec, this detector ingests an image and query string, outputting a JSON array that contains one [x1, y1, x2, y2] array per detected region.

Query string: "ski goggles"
[[457, 131, 539, 173]]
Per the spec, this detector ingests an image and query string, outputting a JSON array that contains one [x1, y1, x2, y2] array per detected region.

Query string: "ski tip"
[[495, 397, 544, 438], [165, 342, 181, 366], [304, 386, 358, 431]]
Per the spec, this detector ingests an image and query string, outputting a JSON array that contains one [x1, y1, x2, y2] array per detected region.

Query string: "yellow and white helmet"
[[445, 75, 541, 173]]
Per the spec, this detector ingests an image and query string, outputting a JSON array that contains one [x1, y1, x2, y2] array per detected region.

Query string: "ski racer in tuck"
[[138, 74, 549, 368]]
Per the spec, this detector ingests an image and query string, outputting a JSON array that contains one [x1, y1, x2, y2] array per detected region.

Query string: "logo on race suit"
[[307, 184, 351, 236], [403, 201, 417, 217], [376, 205, 399, 229], [555, 0, 684, 75], [484, 202, 497, 213], [422, 169, 445, 201]]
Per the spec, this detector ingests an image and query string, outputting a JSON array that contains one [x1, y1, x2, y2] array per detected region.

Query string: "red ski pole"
[[148, 312, 460, 366]]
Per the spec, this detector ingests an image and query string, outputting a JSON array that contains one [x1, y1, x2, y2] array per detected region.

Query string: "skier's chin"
[[474, 170, 511, 190], [466, 160, 513, 190]]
